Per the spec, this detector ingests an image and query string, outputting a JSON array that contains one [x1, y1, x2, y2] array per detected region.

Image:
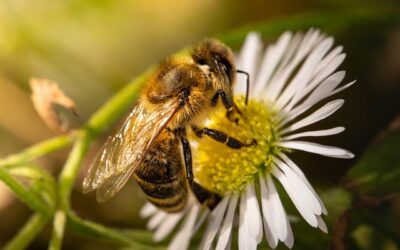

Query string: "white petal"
[[279, 141, 354, 159], [259, 175, 279, 248], [245, 183, 263, 243], [301, 55, 346, 100], [313, 46, 344, 78], [272, 167, 318, 227], [283, 213, 294, 248], [249, 237, 257, 250], [265, 30, 323, 103], [168, 204, 199, 250], [140, 202, 157, 218], [317, 216, 328, 233], [268, 185, 290, 242], [239, 191, 253, 250], [264, 175, 294, 245], [253, 31, 292, 97], [330, 80, 356, 96], [263, 32, 305, 102], [290, 51, 346, 109], [224, 236, 232, 250], [216, 193, 239, 250], [300, 71, 345, 110], [200, 196, 230, 250], [282, 127, 345, 140], [281, 99, 344, 134], [262, 215, 278, 249], [193, 209, 209, 235], [235, 33, 263, 95], [285, 77, 354, 127], [275, 158, 322, 215], [276, 37, 334, 110], [154, 211, 184, 241], [279, 153, 327, 215], [147, 211, 167, 230]]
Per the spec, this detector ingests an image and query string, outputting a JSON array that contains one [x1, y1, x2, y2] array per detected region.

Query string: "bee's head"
[[191, 39, 236, 87]]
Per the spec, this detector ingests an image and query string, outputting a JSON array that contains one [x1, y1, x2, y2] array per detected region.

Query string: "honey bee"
[[83, 39, 254, 212]]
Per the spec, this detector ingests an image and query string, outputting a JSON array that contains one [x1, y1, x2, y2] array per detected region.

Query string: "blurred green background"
[[0, 0, 400, 249]]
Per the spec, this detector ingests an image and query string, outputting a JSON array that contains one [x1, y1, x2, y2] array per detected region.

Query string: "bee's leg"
[[190, 182, 221, 210], [192, 126, 256, 149], [180, 132, 221, 210], [180, 133, 193, 181], [212, 89, 241, 124]]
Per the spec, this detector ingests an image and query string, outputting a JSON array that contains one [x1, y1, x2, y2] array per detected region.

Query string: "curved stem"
[[0, 135, 72, 167], [49, 131, 92, 250], [49, 211, 66, 250], [67, 212, 162, 249]]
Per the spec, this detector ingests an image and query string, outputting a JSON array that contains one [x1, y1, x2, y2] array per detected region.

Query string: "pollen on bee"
[[193, 96, 281, 196]]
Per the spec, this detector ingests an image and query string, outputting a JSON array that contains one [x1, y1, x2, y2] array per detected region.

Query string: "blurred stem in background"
[[3, 213, 49, 250], [0, 2, 399, 250]]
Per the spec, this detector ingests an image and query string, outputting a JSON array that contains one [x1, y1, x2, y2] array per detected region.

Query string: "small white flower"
[[141, 29, 355, 250]]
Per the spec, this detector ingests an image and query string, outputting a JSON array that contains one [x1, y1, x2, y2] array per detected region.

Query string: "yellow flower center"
[[193, 96, 280, 196]]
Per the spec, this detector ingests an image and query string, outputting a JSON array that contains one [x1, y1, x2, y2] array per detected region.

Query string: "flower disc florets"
[[194, 96, 281, 195]]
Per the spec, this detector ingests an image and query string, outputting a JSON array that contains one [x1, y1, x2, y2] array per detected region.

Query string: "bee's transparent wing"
[[82, 98, 181, 202]]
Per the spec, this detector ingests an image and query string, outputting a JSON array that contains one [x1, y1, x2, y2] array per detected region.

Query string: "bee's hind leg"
[[180, 131, 221, 210], [190, 182, 221, 210]]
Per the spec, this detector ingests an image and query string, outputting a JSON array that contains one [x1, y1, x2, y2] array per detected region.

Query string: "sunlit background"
[[0, 0, 400, 249]]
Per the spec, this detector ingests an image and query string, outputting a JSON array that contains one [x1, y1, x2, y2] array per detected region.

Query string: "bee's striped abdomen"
[[133, 130, 188, 212], [134, 172, 187, 212]]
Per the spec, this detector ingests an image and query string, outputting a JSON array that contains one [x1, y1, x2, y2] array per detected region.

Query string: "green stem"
[[49, 132, 92, 250], [58, 132, 91, 209], [49, 210, 66, 250], [3, 213, 49, 250], [66, 212, 161, 249], [0, 168, 51, 216], [0, 135, 72, 167]]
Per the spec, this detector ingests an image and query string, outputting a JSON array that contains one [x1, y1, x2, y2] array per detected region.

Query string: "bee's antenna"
[[236, 70, 250, 105]]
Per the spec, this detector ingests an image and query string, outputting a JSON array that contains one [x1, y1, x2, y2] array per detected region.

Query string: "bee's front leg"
[[211, 89, 241, 124]]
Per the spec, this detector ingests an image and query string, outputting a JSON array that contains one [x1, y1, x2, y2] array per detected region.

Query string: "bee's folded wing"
[[82, 98, 181, 202]]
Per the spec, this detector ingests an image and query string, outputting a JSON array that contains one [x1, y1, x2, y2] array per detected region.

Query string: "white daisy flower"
[[140, 29, 355, 250]]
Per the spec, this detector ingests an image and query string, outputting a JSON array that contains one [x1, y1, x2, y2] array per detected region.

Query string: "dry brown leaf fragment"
[[30, 78, 77, 134]]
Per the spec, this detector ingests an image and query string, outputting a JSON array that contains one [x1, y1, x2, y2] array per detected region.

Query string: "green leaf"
[[346, 131, 400, 195]]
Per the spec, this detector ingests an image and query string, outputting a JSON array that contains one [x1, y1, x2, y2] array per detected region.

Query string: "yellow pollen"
[[193, 96, 280, 196]]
